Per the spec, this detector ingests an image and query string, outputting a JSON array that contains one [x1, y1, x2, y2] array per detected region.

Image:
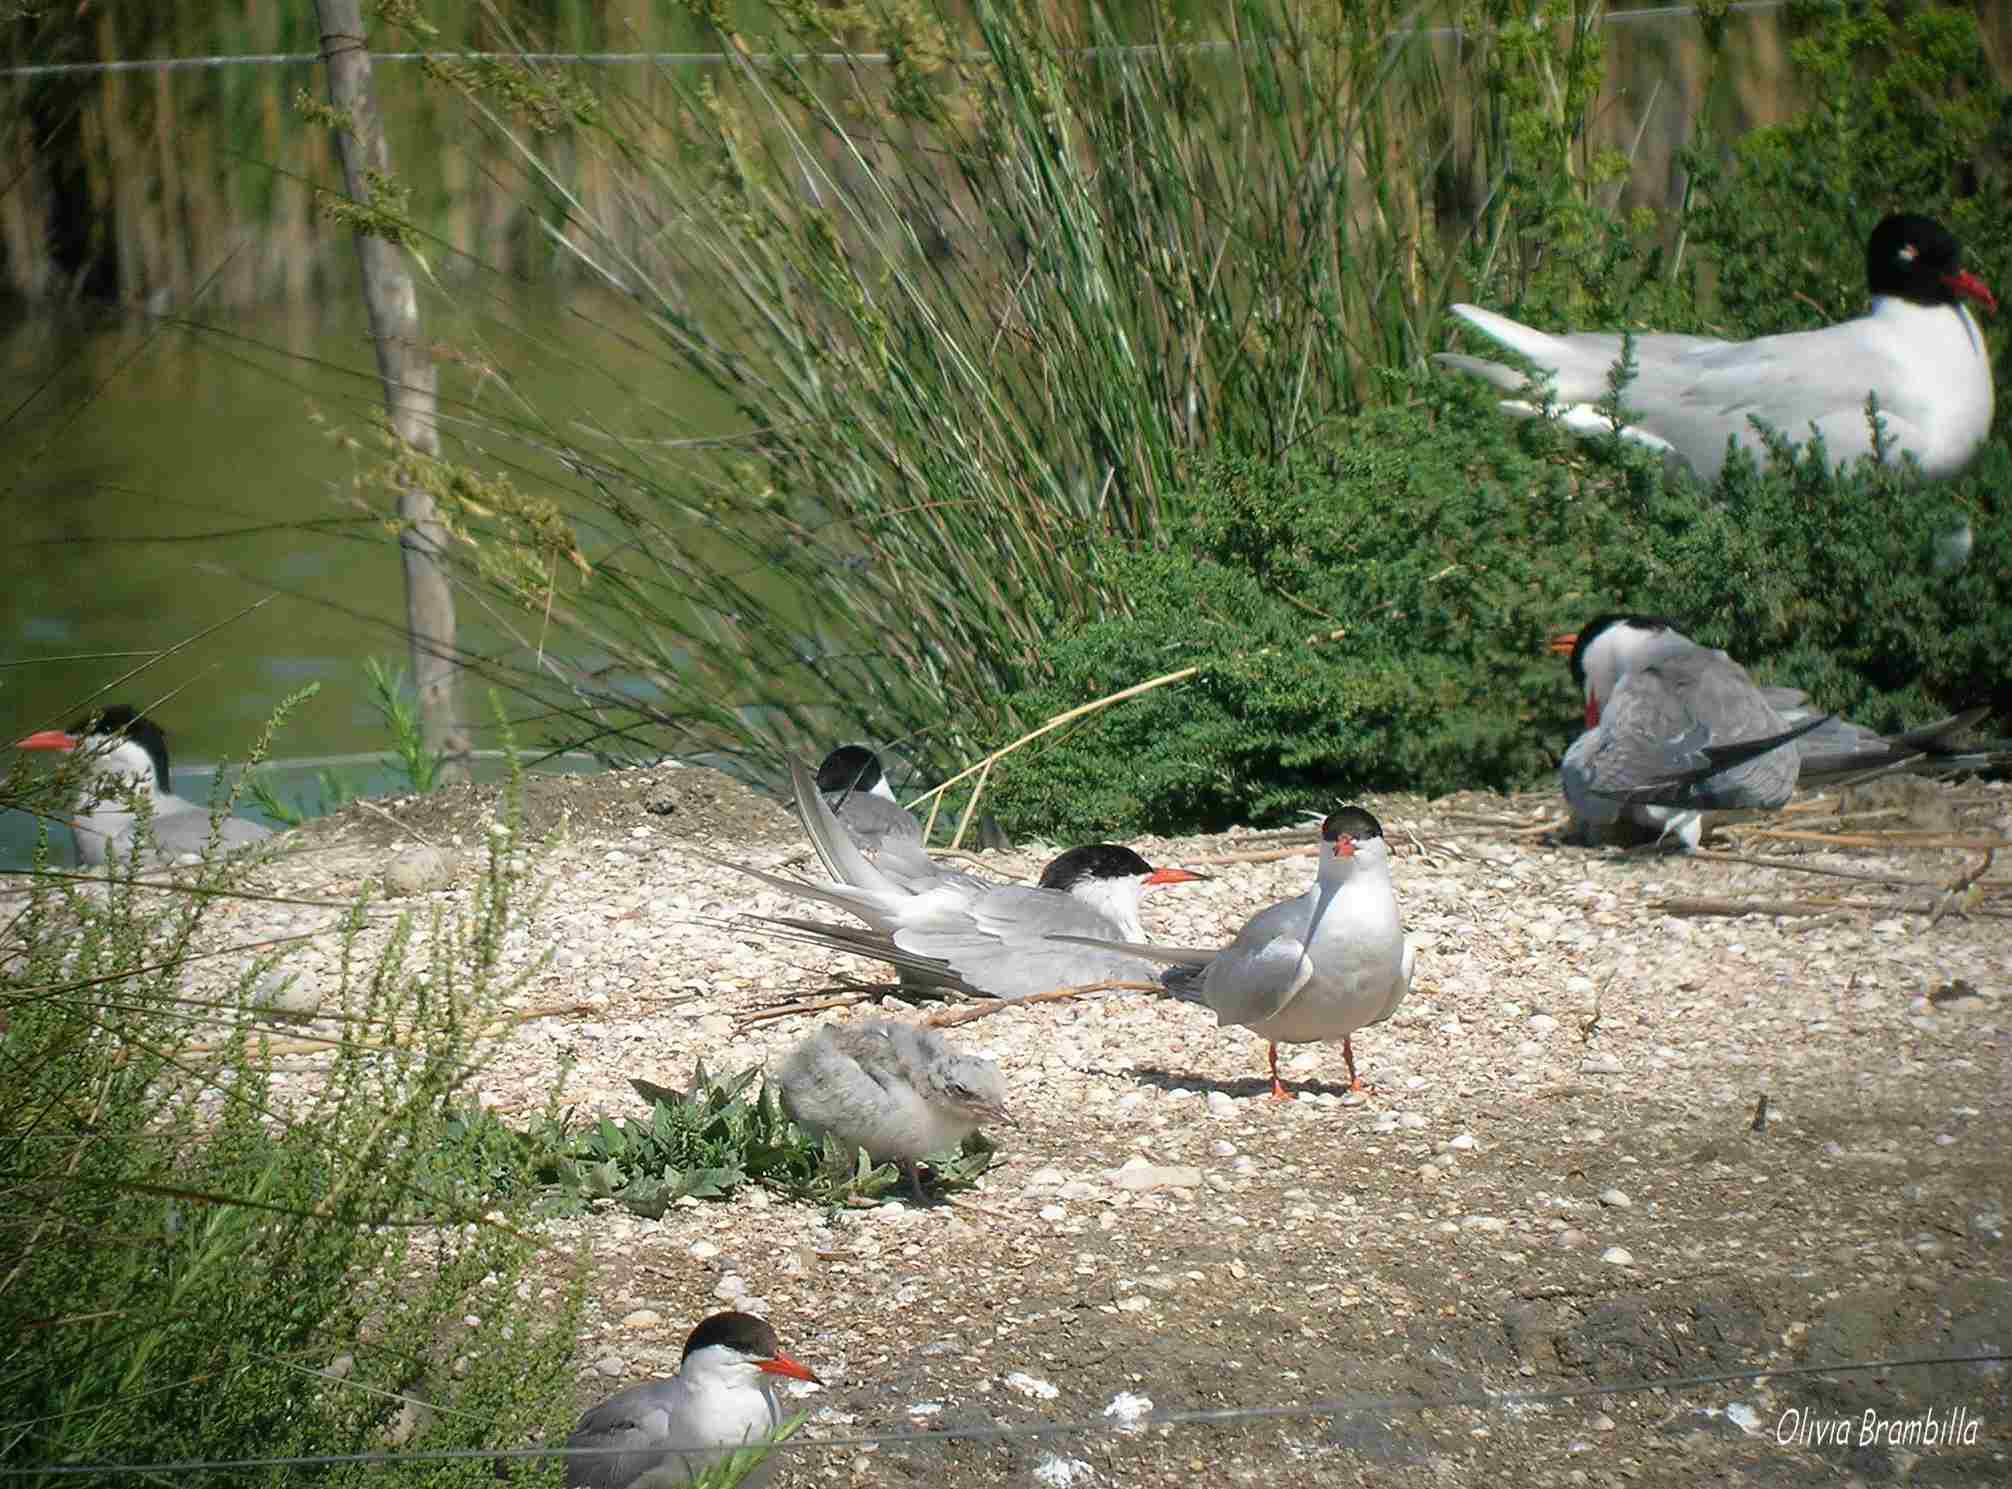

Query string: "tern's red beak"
[[1143, 866, 1206, 886], [759, 1352, 821, 1385], [1547, 632, 1578, 657], [16, 730, 78, 752], [1943, 269, 1998, 315]]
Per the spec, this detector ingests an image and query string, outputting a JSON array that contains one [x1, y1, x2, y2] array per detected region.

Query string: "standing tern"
[[714, 758, 1204, 998], [1052, 807, 1413, 1099], [14, 704, 274, 867], [1437, 213, 1997, 481], [1554, 614, 2002, 849], [776, 1017, 1008, 1198], [561, 1310, 819, 1489]]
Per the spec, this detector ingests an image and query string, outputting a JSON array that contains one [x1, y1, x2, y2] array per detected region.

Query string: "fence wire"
[[0, 1, 1797, 81], [6, 1347, 2003, 1478]]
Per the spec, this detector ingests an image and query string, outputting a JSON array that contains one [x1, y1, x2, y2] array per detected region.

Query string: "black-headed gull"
[[1052, 808, 1413, 1099], [561, 1311, 819, 1488], [1438, 213, 1997, 481]]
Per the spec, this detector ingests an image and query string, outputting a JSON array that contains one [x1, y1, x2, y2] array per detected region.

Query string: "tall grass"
[[388, 0, 1653, 784]]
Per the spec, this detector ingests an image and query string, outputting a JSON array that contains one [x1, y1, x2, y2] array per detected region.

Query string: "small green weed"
[[431, 1062, 997, 1215]]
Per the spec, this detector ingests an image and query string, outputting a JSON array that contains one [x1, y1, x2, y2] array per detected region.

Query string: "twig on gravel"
[[1743, 828, 2010, 852], [1655, 893, 2011, 922], [736, 990, 886, 1029], [1691, 850, 1947, 887], [923, 980, 1165, 1028], [1925, 848, 1996, 930], [1186, 843, 1317, 866], [352, 797, 439, 849]]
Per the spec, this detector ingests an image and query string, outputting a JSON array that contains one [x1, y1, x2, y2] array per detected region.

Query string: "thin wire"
[[0, 2, 1797, 81], [6, 1349, 2001, 1477]]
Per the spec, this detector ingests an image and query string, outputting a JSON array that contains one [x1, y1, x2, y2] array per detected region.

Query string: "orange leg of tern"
[[1342, 1035, 1374, 1095], [1267, 1042, 1291, 1101]]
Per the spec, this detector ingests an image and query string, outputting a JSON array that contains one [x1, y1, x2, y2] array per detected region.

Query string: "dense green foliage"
[[985, 388, 2012, 838]]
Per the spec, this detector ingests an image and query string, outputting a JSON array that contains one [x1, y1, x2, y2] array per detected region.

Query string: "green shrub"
[[0, 721, 582, 1486], [982, 383, 2012, 839]]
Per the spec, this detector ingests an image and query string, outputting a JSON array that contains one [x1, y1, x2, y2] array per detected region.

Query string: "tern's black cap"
[[815, 744, 886, 797], [1320, 806, 1384, 843], [69, 704, 171, 792], [1036, 843, 1157, 892], [682, 1310, 783, 1362]]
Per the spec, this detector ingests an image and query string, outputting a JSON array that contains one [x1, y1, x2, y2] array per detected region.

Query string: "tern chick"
[[776, 1018, 1009, 1198]]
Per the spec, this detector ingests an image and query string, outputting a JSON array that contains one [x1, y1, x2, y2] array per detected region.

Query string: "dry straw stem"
[[923, 979, 1167, 1028], [903, 666, 1200, 848]]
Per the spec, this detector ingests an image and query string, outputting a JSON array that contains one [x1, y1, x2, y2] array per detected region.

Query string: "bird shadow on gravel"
[[1125, 1065, 1366, 1101]]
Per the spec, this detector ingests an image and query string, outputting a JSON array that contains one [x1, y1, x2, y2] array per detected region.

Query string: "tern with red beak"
[[1051, 807, 1412, 1099], [716, 758, 1205, 998], [1438, 213, 1996, 481], [14, 704, 273, 867], [562, 1310, 819, 1489], [1555, 615, 2005, 850]]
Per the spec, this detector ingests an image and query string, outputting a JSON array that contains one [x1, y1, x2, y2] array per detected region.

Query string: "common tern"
[[562, 1310, 819, 1489], [1052, 808, 1413, 1099], [716, 758, 1203, 998], [1438, 213, 1996, 481], [776, 1017, 1008, 1198], [813, 744, 924, 858], [14, 705, 274, 867], [1554, 614, 2003, 849]]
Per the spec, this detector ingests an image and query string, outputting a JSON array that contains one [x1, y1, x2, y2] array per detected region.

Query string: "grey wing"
[[142, 808, 274, 860], [1575, 655, 1807, 811], [1193, 892, 1321, 1028], [566, 1380, 690, 1489], [832, 790, 923, 854], [895, 887, 1173, 999]]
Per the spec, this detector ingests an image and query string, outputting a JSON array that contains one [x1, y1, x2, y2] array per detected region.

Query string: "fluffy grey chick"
[[776, 1018, 1009, 1200]]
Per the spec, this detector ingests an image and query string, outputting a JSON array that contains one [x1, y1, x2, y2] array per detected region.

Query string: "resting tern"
[[776, 1017, 1008, 1198], [1555, 614, 2002, 849], [562, 1310, 819, 1489], [14, 704, 274, 867], [1052, 807, 1413, 1099], [1437, 213, 1996, 481], [716, 758, 1203, 998], [813, 744, 924, 858]]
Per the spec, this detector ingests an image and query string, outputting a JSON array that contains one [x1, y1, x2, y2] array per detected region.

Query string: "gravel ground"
[[218, 764, 2009, 1487]]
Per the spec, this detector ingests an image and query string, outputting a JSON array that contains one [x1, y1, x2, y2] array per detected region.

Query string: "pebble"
[[1104, 1391, 1154, 1434], [1582, 1053, 1624, 1075], [1210, 1140, 1237, 1157], [249, 968, 320, 1020], [1040, 1204, 1066, 1222], [1529, 1013, 1559, 1034], [1462, 1216, 1508, 1234], [618, 1309, 661, 1329], [594, 1354, 625, 1378], [1600, 1247, 1635, 1265], [1206, 1091, 1237, 1118], [1597, 1188, 1632, 1209], [689, 1240, 719, 1261], [1112, 1163, 1203, 1192], [383, 844, 452, 896], [1397, 1113, 1429, 1131], [1006, 1371, 1060, 1400], [1446, 1133, 1476, 1151]]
